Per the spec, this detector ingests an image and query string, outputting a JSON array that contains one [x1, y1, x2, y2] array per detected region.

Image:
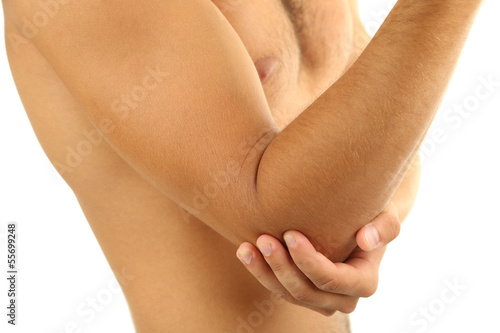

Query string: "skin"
[[1, 0, 481, 331], [237, 201, 404, 316]]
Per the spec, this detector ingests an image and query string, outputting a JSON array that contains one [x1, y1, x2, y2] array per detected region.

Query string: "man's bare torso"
[[3, 0, 369, 331]]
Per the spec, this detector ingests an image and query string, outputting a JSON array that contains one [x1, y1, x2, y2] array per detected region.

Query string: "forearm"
[[16, 0, 480, 262], [253, 0, 482, 260]]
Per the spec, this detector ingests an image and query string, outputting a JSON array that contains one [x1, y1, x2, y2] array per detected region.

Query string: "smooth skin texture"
[[237, 201, 405, 316], [1, 0, 480, 331]]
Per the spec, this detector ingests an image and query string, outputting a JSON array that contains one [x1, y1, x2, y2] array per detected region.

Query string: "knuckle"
[[286, 276, 316, 303], [294, 256, 317, 272], [253, 270, 267, 281], [317, 276, 341, 293], [270, 262, 285, 273], [360, 272, 379, 297], [379, 213, 401, 244], [362, 281, 379, 297], [286, 296, 301, 305], [294, 257, 310, 270], [291, 289, 313, 303], [274, 291, 294, 304], [276, 291, 302, 306], [386, 214, 401, 241]]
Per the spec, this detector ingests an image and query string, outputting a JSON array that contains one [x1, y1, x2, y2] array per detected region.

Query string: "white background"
[[1, 1, 499, 332]]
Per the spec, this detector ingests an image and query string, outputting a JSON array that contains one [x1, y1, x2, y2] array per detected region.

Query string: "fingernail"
[[284, 234, 296, 248], [365, 225, 380, 250], [237, 250, 254, 265], [257, 243, 272, 257]]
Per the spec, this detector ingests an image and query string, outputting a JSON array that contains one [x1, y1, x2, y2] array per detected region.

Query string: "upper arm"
[[7, 0, 279, 242]]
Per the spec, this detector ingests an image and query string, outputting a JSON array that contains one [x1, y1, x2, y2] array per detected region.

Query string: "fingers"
[[283, 231, 379, 298], [236, 241, 293, 299], [237, 236, 358, 315], [236, 229, 388, 315], [356, 202, 401, 251], [256, 235, 357, 313]]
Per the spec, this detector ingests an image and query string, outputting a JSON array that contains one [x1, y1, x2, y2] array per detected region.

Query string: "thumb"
[[356, 203, 401, 251]]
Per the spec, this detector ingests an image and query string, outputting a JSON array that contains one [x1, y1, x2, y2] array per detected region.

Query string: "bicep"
[[15, 0, 279, 242]]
